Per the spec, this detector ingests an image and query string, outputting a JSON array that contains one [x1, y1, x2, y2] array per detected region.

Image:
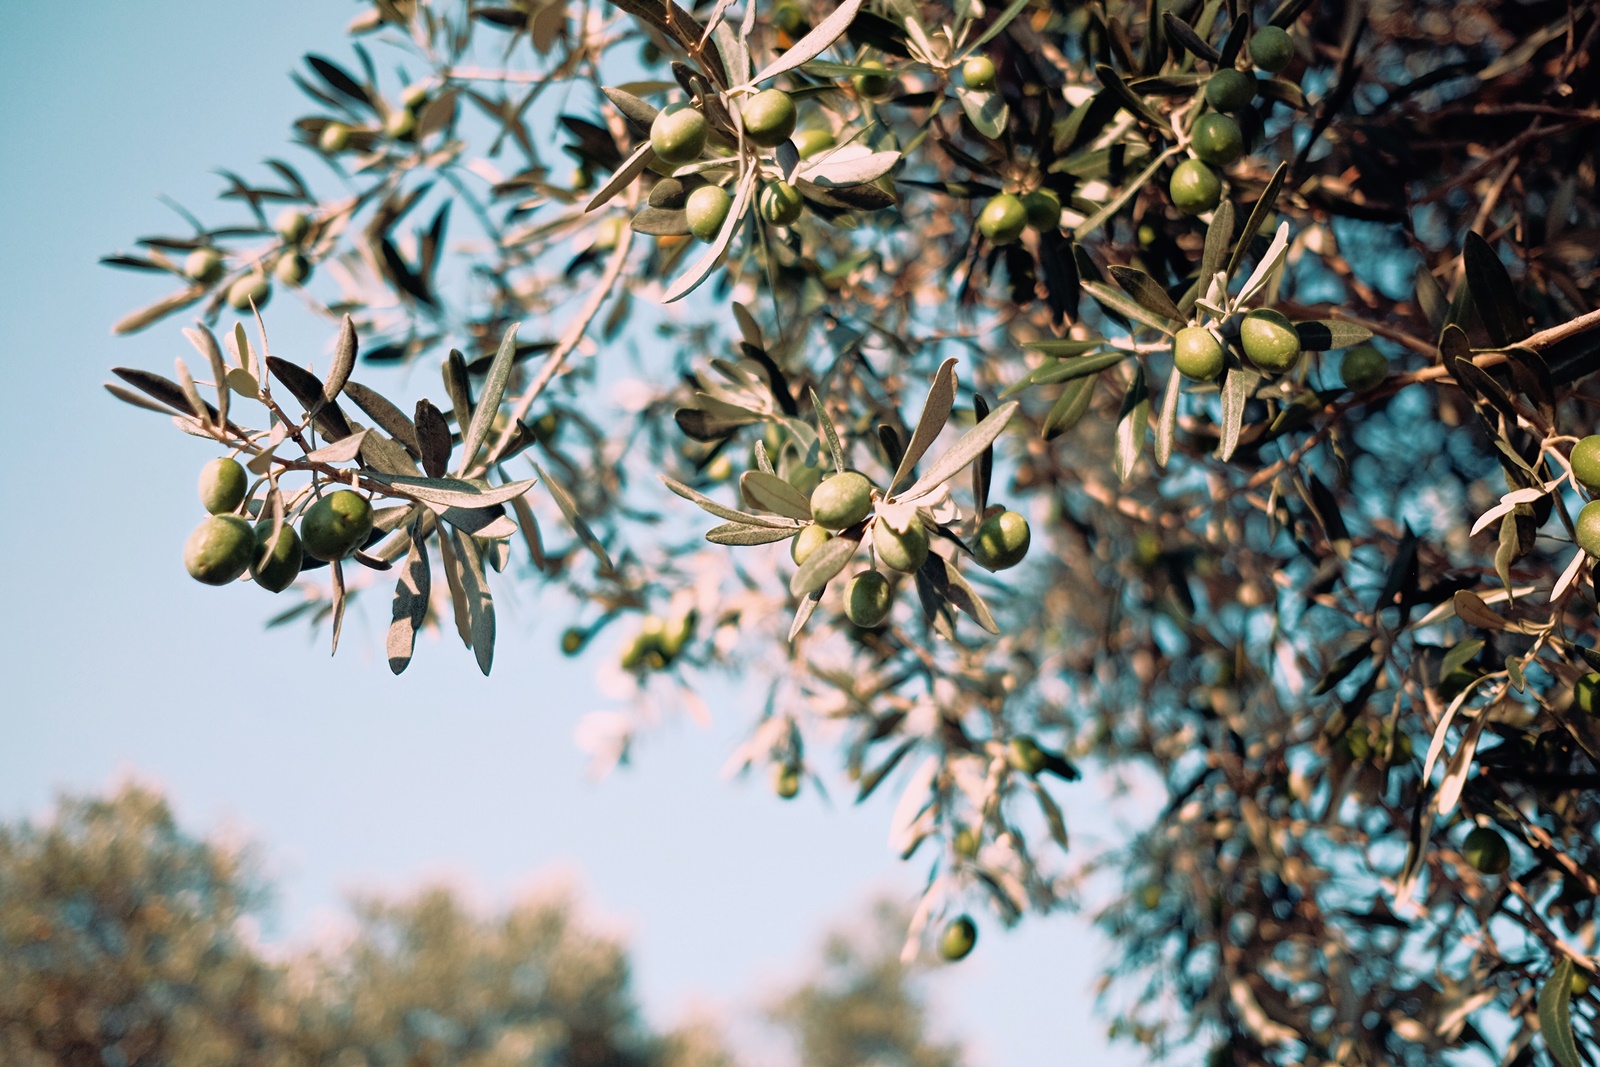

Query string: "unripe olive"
[[650, 102, 708, 165], [962, 55, 997, 91], [774, 764, 800, 799], [1009, 735, 1048, 775], [1571, 435, 1600, 493], [978, 194, 1027, 245], [319, 122, 351, 153], [1339, 345, 1390, 393], [685, 184, 732, 241], [771, 0, 804, 33], [852, 59, 891, 99], [810, 471, 874, 529], [275, 207, 310, 244], [1579, 500, 1600, 557], [250, 521, 304, 593], [1239, 308, 1302, 372], [1460, 825, 1511, 875], [792, 127, 835, 159], [299, 490, 374, 562], [846, 570, 893, 627], [227, 274, 271, 312], [1192, 113, 1243, 167], [384, 108, 416, 140], [185, 248, 223, 284], [185, 515, 255, 586], [1021, 188, 1062, 231], [791, 523, 832, 566], [875, 521, 929, 572], [198, 457, 248, 514], [1173, 326, 1225, 381], [400, 82, 430, 109], [973, 510, 1030, 570], [741, 88, 797, 148], [759, 180, 804, 226], [1205, 68, 1255, 112], [1574, 970, 1593, 997], [560, 627, 586, 655], [1250, 26, 1294, 73], [1169, 159, 1222, 215], [939, 916, 977, 961], [593, 216, 624, 251], [275, 253, 311, 287], [953, 826, 980, 858]]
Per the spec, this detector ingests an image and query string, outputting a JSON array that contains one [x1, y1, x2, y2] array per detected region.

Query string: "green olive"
[[875, 521, 929, 572], [227, 274, 271, 312], [184, 515, 255, 586], [1173, 326, 1225, 381], [384, 108, 416, 140], [1169, 159, 1222, 215], [1009, 735, 1048, 775], [250, 521, 304, 593], [961, 55, 997, 92], [741, 89, 797, 148], [852, 59, 892, 99], [275, 207, 310, 244], [791, 523, 833, 566], [771, 0, 804, 34], [792, 127, 836, 159], [1205, 68, 1255, 112], [299, 490, 374, 562], [758, 180, 804, 226], [685, 184, 732, 241], [560, 627, 586, 655], [1239, 308, 1302, 372], [198, 457, 248, 514], [773, 764, 800, 799], [650, 103, 708, 165], [1339, 345, 1390, 393], [1579, 500, 1600, 557], [1571, 436, 1600, 493], [978, 194, 1027, 245], [939, 916, 977, 961], [275, 253, 311, 287], [973, 510, 1030, 570], [1021, 188, 1062, 231], [1460, 825, 1510, 875], [846, 570, 893, 627], [1192, 113, 1243, 167], [1250, 26, 1294, 73], [319, 122, 351, 153], [185, 248, 224, 285], [809, 471, 873, 529]]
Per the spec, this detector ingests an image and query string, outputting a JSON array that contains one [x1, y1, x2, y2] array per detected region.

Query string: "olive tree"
[[102, 0, 1600, 1062]]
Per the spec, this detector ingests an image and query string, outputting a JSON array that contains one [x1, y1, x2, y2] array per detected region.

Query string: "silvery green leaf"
[[741, 470, 813, 519], [1218, 365, 1261, 462], [105, 382, 181, 416], [1109, 266, 1184, 323], [706, 521, 800, 546], [225, 368, 260, 398], [173, 356, 210, 424], [712, 20, 750, 85], [386, 521, 430, 675], [1225, 161, 1287, 282], [935, 556, 999, 633], [902, 401, 1019, 500], [434, 523, 475, 649], [365, 473, 537, 509], [535, 462, 614, 575], [185, 325, 230, 426], [810, 387, 846, 473], [661, 475, 801, 528], [343, 380, 419, 454], [1001, 351, 1124, 396], [1198, 199, 1235, 296], [1042, 375, 1096, 440], [439, 505, 517, 539], [1435, 701, 1490, 816], [788, 589, 823, 641], [462, 321, 520, 472], [1083, 280, 1178, 335], [1294, 320, 1374, 351], [890, 358, 958, 492], [1235, 220, 1291, 306], [111, 286, 204, 335], [795, 146, 902, 187], [304, 428, 368, 464], [359, 431, 420, 477], [1155, 363, 1182, 467], [790, 532, 858, 596], [748, 0, 866, 87], [1113, 364, 1150, 482], [601, 86, 660, 131], [1021, 339, 1103, 357], [329, 559, 346, 656], [662, 166, 757, 303], [956, 86, 1008, 140], [586, 141, 655, 214], [450, 529, 496, 676], [325, 314, 357, 403]]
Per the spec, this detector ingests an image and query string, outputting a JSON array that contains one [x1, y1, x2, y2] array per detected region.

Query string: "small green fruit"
[[401, 82, 430, 109], [1460, 825, 1511, 875], [771, 0, 804, 34], [875, 522, 929, 572], [962, 55, 997, 91], [1192, 113, 1243, 167], [759, 180, 804, 226], [791, 523, 832, 566], [250, 522, 304, 593], [185, 248, 223, 284], [1009, 735, 1048, 775], [227, 274, 271, 312], [1250, 26, 1294, 73], [1021, 188, 1062, 231], [1140, 884, 1163, 910], [810, 471, 873, 529], [198, 457, 248, 514], [319, 122, 351, 153], [1205, 68, 1255, 111], [275, 207, 310, 244], [852, 59, 892, 99], [1239, 308, 1302, 372], [953, 827, 980, 858], [593, 216, 624, 251], [384, 108, 416, 140], [560, 627, 586, 655], [1571, 435, 1600, 493], [1575, 673, 1600, 714], [1170, 159, 1222, 215], [774, 764, 800, 799], [1339, 345, 1390, 393], [792, 127, 835, 159], [741, 88, 797, 148], [939, 916, 977, 961], [973, 510, 1030, 570], [275, 253, 311, 287], [650, 103, 708, 165], [686, 184, 732, 241], [1579, 500, 1600, 556], [1574, 970, 1593, 997], [1173, 326, 1225, 381], [185, 515, 255, 586], [846, 570, 893, 627], [300, 490, 374, 562], [978, 194, 1027, 245]]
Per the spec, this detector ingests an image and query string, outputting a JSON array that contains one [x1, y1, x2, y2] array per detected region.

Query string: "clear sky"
[[0, 4, 1145, 1064]]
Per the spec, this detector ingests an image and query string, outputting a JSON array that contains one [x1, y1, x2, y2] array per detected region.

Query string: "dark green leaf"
[[1155, 364, 1181, 467], [1312, 639, 1374, 696], [890, 358, 958, 492], [1110, 266, 1185, 323], [1463, 232, 1530, 346], [414, 399, 453, 478], [1161, 12, 1221, 65], [1043, 375, 1097, 440], [1114, 365, 1150, 482], [856, 737, 918, 803], [740, 470, 813, 519], [1295, 320, 1374, 351], [1094, 64, 1167, 130], [1538, 957, 1581, 1067]]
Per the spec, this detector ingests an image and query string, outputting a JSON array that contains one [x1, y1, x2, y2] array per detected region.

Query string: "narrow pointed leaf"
[[386, 521, 431, 675], [1114, 365, 1150, 482], [1218, 365, 1261, 462], [890, 358, 958, 492], [1225, 161, 1288, 282], [661, 475, 802, 528], [462, 322, 520, 472], [1539, 957, 1582, 1067], [903, 401, 1019, 500], [1463, 231, 1530, 346], [1155, 363, 1182, 467], [535, 462, 614, 574], [749, 0, 866, 86], [740, 470, 813, 519], [790, 532, 858, 596], [1110, 266, 1185, 322]]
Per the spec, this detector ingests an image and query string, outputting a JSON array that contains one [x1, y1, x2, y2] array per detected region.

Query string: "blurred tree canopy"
[[0, 786, 961, 1067], [100, 0, 1600, 1062]]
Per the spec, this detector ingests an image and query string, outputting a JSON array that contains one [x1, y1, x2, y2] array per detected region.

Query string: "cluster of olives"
[[317, 81, 430, 157], [182, 457, 374, 591], [1169, 26, 1296, 217], [1568, 436, 1600, 557], [618, 611, 696, 672], [184, 203, 318, 313], [975, 187, 1062, 246], [1170, 315, 1390, 386], [793, 472, 1031, 629]]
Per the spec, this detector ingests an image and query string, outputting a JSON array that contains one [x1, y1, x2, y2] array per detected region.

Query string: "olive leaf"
[[1225, 161, 1288, 282], [740, 470, 813, 519], [1003, 352, 1124, 396], [809, 387, 846, 474], [1043, 374, 1097, 440], [890, 357, 958, 492], [1109, 266, 1185, 323], [1083, 280, 1178, 335], [266, 357, 354, 440], [856, 737, 918, 803], [1463, 231, 1530, 347], [706, 521, 800, 546], [325, 314, 357, 403], [662, 474, 804, 528], [364, 472, 537, 509], [1218, 364, 1261, 462], [1155, 363, 1181, 467], [955, 86, 1008, 140], [747, 0, 865, 87], [434, 523, 475, 650], [414, 399, 453, 478], [1114, 365, 1150, 482], [386, 520, 431, 675], [662, 166, 757, 303], [535, 462, 615, 575], [304, 428, 368, 464], [790, 532, 858, 596], [1021, 339, 1103, 357], [449, 528, 497, 676], [967, 0, 1032, 50], [1539, 957, 1583, 1067], [902, 401, 1020, 501], [1162, 11, 1221, 64], [586, 141, 656, 214], [344, 380, 420, 456], [1093, 64, 1167, 130], [794, 146, 901, 187], [462, 321, 520, 472], [1294, 320, 1374, 351]]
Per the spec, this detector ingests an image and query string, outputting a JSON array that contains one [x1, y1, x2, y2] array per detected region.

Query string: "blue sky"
[[0, 4, 1143, 1063]]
